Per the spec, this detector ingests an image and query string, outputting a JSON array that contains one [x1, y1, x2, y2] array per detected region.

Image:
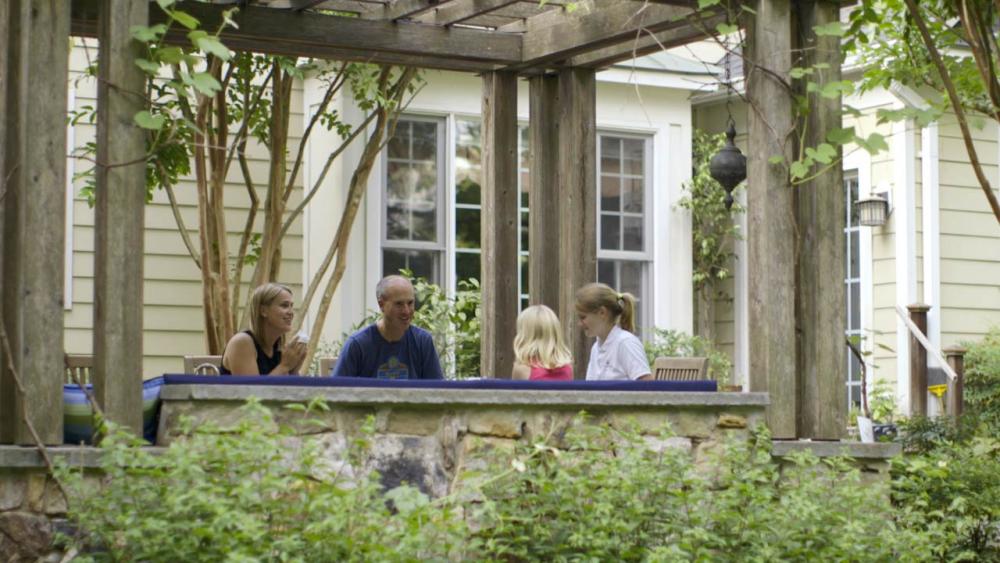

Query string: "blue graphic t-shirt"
[[331, 324, 443, 380]]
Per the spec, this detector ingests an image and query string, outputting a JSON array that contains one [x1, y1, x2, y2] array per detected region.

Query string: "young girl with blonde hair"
[[511, 305, 573, 381], [575, 282, 651, 381]]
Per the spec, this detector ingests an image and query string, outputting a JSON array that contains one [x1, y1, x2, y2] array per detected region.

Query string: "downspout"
[[890, 83, 940, 413]]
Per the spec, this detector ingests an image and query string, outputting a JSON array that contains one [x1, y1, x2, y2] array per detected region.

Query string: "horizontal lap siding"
[[937, 116, 1000, 350], [66, 40, 305, 377]]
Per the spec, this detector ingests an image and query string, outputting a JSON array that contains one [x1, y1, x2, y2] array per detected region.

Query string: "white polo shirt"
[[585, 325, 651, 381]]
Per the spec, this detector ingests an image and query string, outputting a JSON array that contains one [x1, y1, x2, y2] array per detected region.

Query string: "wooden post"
[[1, 0, 69, 444], [907, 303, 930, 417], [528, 74, 561, 310], [480, 71, 519, 379], [944, 346, 965, 418], [0, 0, 10, 443], [746, 0, 797, 437], [94, 0, 148, 434], [795, 0, 846, 439], [556, 68, 597, 380]]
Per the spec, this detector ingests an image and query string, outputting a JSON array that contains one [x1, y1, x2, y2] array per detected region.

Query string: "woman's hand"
[[278, 338, 308, 375]]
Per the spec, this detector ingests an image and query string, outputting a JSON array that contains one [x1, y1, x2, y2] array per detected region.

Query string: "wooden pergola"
[[0, 0, 845, 445]]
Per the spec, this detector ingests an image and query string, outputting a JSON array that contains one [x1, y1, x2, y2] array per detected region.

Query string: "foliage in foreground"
[[963, 326, 1000, 430], [56, 401, 992, 561]]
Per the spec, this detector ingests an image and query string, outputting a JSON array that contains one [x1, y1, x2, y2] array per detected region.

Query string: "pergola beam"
[[413, 0, 519, 26], [521, 2, 691, 65], [71, 0, 520, 71], [383, 0, 447, 20], [568, 10, 724, 68]]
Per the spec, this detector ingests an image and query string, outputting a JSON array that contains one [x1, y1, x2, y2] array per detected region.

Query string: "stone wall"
[[158, 384, 770, 497]]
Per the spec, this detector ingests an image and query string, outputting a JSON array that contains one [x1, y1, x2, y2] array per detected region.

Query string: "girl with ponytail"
[[574, 282, 651, 381]]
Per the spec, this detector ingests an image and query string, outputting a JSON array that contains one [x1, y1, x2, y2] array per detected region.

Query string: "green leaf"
[[804, 143, 837, 164], [168, 9, 199, 30], [698, 0, 721, 7], [134, 58, 161, 74], [155, 0, 176, 9], [860, 132, 889, 155], [157, 46, 187, 64], [812, 22, 844, 36], [820, 80, 853, 99], [768, 155, 785, 165], [196, 36, 232, 61], [790, 160, 810, 179], [134, 110, 166, 130], [190, 71, 222, 95], [826, 126, 855, 145], [130, 24, 166, 42], [715, 22, 738, 35], [790, 67, 814, 79]]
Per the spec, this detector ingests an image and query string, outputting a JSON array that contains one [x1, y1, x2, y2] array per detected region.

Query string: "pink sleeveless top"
[[529, 364, 573, 381]]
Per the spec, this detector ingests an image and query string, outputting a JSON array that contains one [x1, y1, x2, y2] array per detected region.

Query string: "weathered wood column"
[[481, 71, 519, 379], [795, 0, 846, 439], [944, 346, 965, 417], [746, 0, 797, 437], [528, 74, 560, 310], [907, 303, 930, 417], [93, 0, 149, 434], [556, 68, 597, 379], [1, 0, 70, 444], [0, 0, 10, 443]]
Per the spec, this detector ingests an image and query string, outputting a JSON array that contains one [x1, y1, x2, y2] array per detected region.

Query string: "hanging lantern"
[[856, 193, 890, 227], [709, 121, 747, 210]]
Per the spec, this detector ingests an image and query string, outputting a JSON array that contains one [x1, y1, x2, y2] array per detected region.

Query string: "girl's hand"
[[280, 338, 308, 374]]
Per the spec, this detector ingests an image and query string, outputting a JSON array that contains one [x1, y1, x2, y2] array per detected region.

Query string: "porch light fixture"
[[856, 192, 891, 227], [709, 121, 747, 210]]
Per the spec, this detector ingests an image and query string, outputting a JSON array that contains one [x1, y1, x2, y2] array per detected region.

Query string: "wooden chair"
[[318, 357, 338, 376], [64, 354, 93, 385], [183, 355, 223, 375], [652, 357, 709, 382]]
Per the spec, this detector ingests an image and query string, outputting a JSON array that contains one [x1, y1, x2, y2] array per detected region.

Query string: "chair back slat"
[[653, 357, 709, 382], [318, 357, 338, 376], [183, 355, 222, 375], [64, 354, 93, 385]]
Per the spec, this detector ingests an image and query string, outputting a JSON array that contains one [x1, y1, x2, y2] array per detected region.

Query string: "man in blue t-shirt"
[[332, 275, 443, 380]]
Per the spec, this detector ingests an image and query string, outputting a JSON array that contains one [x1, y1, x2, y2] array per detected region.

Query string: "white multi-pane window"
[[383, 118, 652, 328], [382, 117, 446, 284], [597, 134, 652, 334], [844, 171, 863, 408]]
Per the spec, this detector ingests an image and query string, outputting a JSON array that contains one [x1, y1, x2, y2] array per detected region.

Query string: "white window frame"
[[843, 151, 874, 411], [380, 115, 447, 285], [596, 131, 654, 334]]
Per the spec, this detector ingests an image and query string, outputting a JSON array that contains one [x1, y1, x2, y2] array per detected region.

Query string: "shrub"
[[643, 327, 733, 385], [964, 326, 1000, 430], [891, 436, 1000, 560], [57, 400, 471, 561]]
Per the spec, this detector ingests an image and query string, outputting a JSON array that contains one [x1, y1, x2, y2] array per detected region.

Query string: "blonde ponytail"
[[575, 282, 638, 334]]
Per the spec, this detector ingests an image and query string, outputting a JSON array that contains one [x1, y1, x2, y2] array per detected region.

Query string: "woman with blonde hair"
[[219, 283, 307, 375], [575, 282, 651, 381], [511, 305, 573, 381]]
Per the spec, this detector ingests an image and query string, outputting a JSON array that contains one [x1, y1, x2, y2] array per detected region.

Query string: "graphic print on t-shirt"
[[377, 356, 409, 380]]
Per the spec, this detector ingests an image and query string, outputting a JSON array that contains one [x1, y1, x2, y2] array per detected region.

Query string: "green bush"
[[891, 436, 1000, 560], [643, 328, 733, 385], [59, 402, 965, 561], [964, 326, 1000, 429], [57, 400, 470, 561]]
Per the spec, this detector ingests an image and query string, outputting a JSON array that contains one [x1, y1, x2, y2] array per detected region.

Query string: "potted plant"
[[847, 337, 899, 442]]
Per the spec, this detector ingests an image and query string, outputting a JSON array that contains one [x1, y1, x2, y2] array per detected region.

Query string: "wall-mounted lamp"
[[856, 191, 891, 227]]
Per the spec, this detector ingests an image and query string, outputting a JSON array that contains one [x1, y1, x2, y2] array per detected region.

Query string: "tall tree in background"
[[849, 0, 1000, 226]]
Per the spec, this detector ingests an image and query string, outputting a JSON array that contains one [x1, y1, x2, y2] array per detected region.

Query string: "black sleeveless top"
[[220, 330, 282, 375]]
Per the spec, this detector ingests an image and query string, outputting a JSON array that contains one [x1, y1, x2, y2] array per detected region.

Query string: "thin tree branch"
[[161, 167, 203, 270]]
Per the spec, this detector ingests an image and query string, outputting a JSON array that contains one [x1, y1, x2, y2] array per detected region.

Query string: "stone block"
[[642, 436, 693, 456], [366, 434, 450, 498], [0, 471, 26, 511], [386, 409, 444, 436], [716, 414, 748, 429], [42, 479, 67, 516], [0, 511, 53, 560], [466, 409, 525, 439], [665, 410, 717, 439], [273, 405, 338, 435], [25, 473, 46, 512], [333, 407, 378, 438]]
